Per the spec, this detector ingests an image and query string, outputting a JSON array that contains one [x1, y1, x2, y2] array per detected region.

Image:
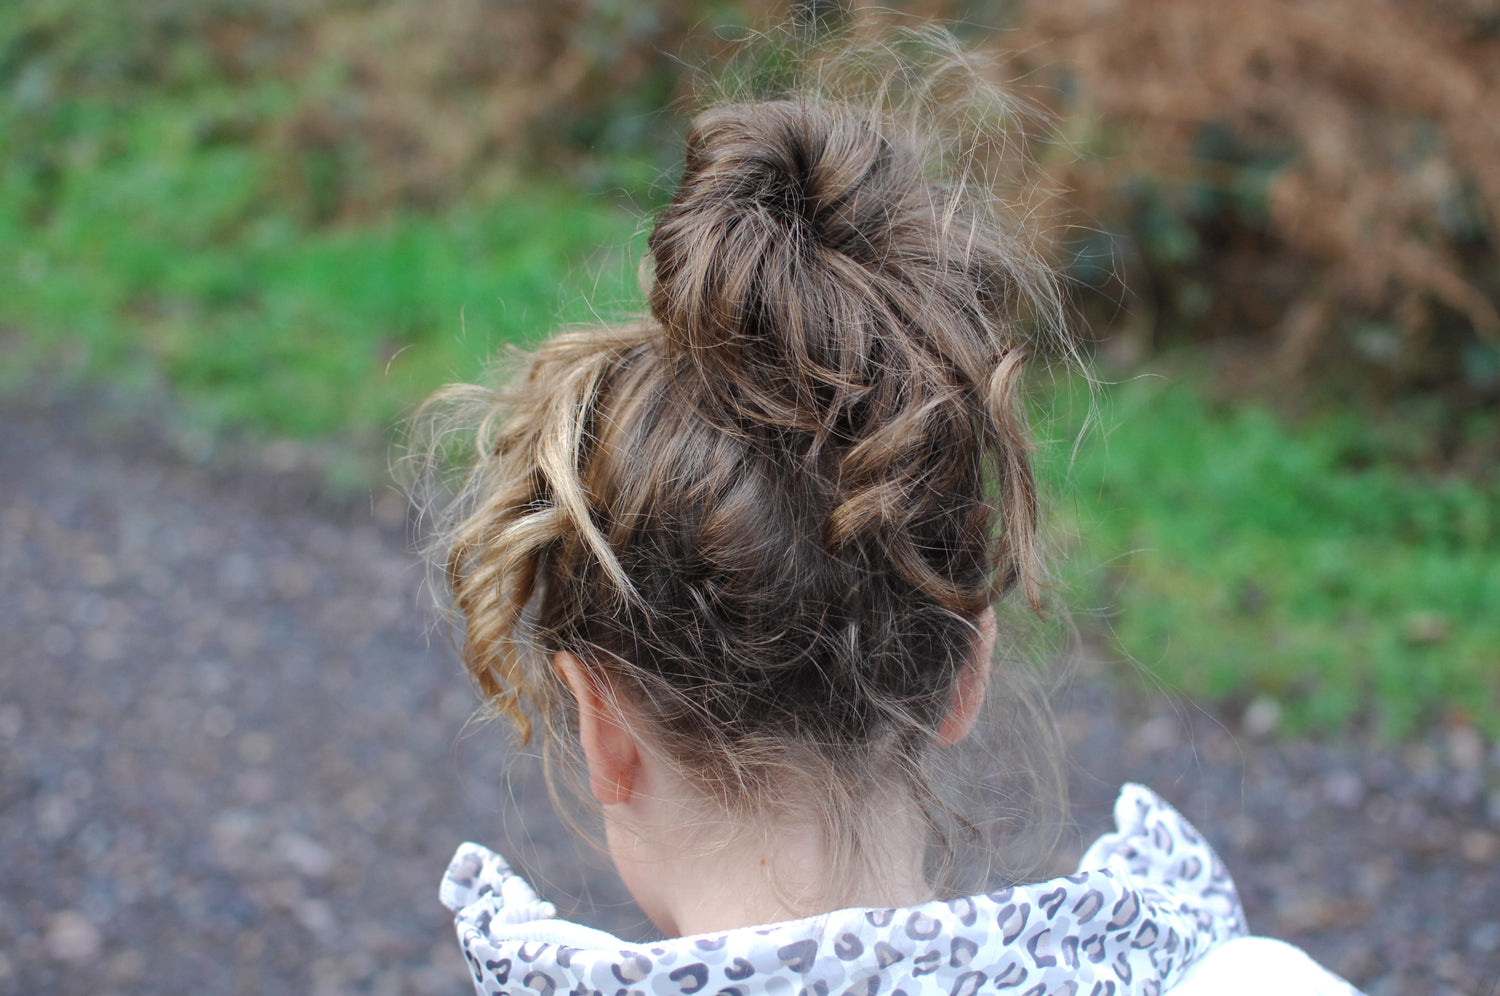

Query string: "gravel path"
[[2, 394, 1497, 995]]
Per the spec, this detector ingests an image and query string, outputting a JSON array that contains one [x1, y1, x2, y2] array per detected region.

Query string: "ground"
[[1, 393, 1496, 995]]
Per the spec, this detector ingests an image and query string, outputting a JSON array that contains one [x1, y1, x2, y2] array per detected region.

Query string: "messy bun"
[[650, 95, 1053, 614], [409, 26, 1072, 882]]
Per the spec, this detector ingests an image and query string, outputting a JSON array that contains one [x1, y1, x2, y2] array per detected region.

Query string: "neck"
[[606, 788, 934, 937]]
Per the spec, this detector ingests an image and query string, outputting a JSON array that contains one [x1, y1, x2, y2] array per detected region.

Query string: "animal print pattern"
[[443, 785, 1249, 996]]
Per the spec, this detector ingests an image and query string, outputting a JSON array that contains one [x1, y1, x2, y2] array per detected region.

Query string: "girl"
[[413, 29, 1360, 996]]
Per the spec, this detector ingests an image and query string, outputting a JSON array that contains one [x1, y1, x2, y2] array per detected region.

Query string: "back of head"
[[411, 25, 1071, 879]]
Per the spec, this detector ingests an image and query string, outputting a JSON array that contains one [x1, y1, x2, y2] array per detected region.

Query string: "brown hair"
[[409, 28, 1074, 883]]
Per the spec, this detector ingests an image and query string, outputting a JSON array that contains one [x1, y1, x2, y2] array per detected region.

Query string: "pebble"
[[0, 705, 23, 741], [1322, 770, 1365, 809], [1131, 714, 1181, 754], [1446, 725, 1485, 771], [275, 831, 334, 879], [45, 911, 101, 963], [1460, 830, 1499, 864], [1242, 696, 1281, 738], [36, 795, 77, 841], [1471, 922, 1500, 955]]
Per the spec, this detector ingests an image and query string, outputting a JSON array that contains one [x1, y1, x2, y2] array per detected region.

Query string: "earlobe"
[[937, 607, 995, 745], [554, 651, 640, 806]]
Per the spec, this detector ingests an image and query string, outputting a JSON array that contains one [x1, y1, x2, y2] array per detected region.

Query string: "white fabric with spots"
[[441, 784, 1362, 996]]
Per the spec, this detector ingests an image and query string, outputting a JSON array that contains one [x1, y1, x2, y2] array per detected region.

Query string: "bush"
[[994, 0, 1500, 411]]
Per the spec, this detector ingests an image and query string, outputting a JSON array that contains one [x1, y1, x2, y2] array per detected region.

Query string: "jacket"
[[441, 784, 1362, 996]]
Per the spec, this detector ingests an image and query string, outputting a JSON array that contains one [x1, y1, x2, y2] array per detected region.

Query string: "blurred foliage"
[[10, 0, 1494, 425], [993, 0, 1500, 424], [2, 0, 1496, 736], [2, 0, 768, 220]]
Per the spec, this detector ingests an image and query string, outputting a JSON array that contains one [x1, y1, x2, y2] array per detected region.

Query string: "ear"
[[554, 651, 641, 806], [937, 607, 995, 745]]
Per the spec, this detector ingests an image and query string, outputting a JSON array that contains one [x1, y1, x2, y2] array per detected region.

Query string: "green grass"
[[2, 134, 644, 439], [1040, 376, 1500, 738], [6, 188, 643, 437]]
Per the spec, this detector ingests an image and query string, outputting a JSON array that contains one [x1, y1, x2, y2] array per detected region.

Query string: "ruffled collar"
[[441, 784, 1247, 996]]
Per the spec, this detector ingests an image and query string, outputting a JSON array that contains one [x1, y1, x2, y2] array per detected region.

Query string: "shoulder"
[[1169, 936, 1364, 995]]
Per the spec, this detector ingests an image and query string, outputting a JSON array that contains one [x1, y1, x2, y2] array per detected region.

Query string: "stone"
[[45, 910, 101, 963]]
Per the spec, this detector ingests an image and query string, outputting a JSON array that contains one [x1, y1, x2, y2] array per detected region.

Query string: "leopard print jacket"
[[441, 784, 1361, 996]]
